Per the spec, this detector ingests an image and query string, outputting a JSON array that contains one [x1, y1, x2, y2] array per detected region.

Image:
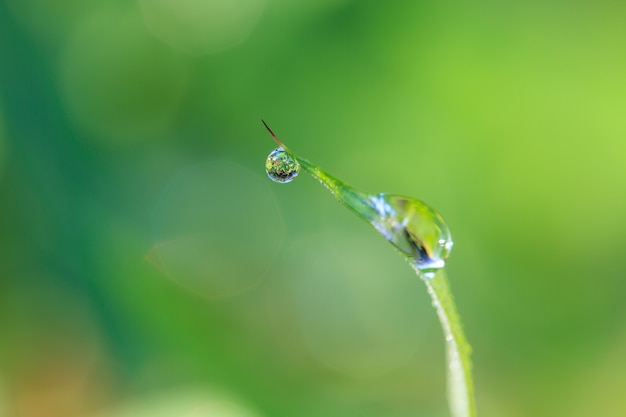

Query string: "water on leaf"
[[265, 147, 300, 183], [261, 120, 452, 274], [292, 157, 453, 275], [261, 121, 472, 417], [368, 194, 453, 274]]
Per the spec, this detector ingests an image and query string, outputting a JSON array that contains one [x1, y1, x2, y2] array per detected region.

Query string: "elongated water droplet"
[[369, 194, 453, 273], [265, 147, 300, 183], [260, 122, 473, 417], [293, 158, 452, 275], [260, 121, 451, 275]]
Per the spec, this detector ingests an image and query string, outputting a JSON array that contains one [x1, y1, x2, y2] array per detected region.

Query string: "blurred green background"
[[1, 1, 626, 416]]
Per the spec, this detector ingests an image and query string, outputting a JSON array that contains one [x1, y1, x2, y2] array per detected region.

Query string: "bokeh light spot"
[[57, 5, 191, 146], [151, 159, 285, 298], [0, 377, 6, 417], [1, 279, 111, 417], [90, 389, 263, 417], [287, 233, 432, 378], [139, 0, 267, 55], [5, 0, 92, 44]]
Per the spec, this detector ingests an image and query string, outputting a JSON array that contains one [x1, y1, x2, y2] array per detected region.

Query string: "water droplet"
[[368, 194, 453, 275], [265, 147, 300, 183], [260, 131, 452, 275], [291, 157, 453, 276]]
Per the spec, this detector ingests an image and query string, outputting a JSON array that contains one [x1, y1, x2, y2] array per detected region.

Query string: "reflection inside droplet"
[[368, 194, 453, 274], [265, 148, 300, 184], [295, 155, 453, 276]]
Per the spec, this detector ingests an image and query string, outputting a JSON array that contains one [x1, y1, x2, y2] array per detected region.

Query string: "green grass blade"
[[263, 122, 476, 416], [422, 268, 475, 417], [298, 155, 476, 417]]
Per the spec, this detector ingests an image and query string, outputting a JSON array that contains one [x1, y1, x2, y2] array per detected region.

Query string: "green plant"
[[263, 121, 476, 417]]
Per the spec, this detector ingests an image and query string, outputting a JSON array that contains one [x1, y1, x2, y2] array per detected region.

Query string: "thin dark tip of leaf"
[[261, 119, 287, 149]]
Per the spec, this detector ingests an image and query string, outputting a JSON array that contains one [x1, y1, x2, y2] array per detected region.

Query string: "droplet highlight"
[[292, 157, 452, 276], [265, 147, 300, 183], [369, 194, 453, 274], [260, 121, 452, 275]]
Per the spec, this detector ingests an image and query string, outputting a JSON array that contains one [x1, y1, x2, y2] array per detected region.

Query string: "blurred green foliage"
[[1, 1, 626, 416]]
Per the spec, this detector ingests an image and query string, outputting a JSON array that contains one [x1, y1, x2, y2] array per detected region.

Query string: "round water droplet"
[[265, 147, 300, 183]]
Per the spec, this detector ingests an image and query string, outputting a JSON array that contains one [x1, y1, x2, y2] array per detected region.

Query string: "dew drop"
[[265, 147, 300, 183], [289, 156, 453, 276], [369, 194, 453, 275]]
